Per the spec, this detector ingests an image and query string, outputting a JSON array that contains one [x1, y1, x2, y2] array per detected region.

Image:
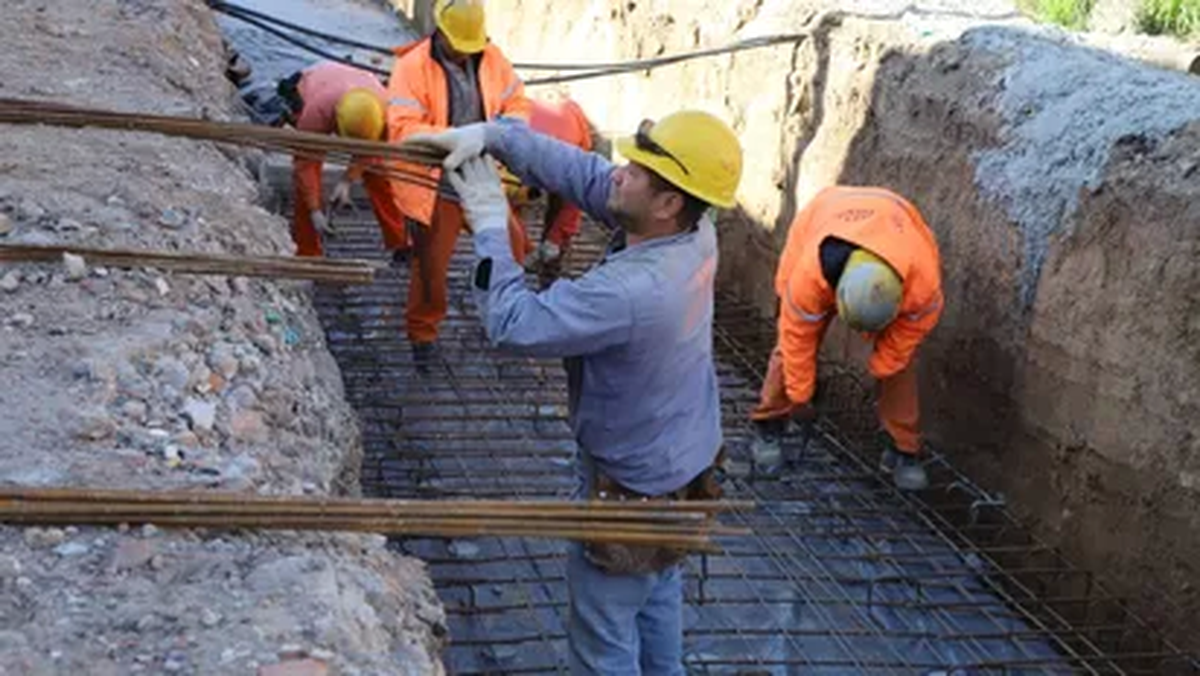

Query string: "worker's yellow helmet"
[[335, 88, 385, 140], [434, 0, 487, 55], [836, 248, 903, 332], [499, 165, 531, 202], [613, 110, 742, 208]]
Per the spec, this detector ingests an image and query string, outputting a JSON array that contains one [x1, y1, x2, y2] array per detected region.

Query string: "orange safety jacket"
[[776, 186, 943, 405], [385, 37, 532, 225], [528, 98, 592, 244]]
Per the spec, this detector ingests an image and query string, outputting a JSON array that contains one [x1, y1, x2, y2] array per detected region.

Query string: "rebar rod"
[[0, 98, 524, 192], [0, 243, 379, 284], [0, 487, 750, 550]]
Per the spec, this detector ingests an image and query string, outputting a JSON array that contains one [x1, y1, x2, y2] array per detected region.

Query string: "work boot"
[[750, 418, 787, 476], [411, 341, 437, 376], [880, 446, 929, 491]]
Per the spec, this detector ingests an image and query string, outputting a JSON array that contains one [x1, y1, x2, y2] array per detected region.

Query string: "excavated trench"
[[257, 165, 1194, 675], [218, 1, 1200, 671]]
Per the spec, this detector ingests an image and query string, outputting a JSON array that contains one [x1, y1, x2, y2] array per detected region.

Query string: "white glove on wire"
[[329, 179, 353, 211], [310, 209, 336, 236], [445, 155, 508, 235], [407, 123, 489, 170]]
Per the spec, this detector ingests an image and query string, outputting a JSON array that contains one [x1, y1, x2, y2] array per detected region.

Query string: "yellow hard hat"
[[836, 248, 903, 332], [613, 110, 742, 208], [434, 0, 487, 55], [499, 165, 530, 203], [335, 88, 385, 140]]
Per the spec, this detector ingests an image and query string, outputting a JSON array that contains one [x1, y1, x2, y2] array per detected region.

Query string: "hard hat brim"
[[614, 136, 735, 209]]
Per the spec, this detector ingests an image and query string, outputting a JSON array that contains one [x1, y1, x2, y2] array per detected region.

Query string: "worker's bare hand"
[[329, 180, 353, 211], [408, 123, 489, 170], [445, 155, 507, 235]]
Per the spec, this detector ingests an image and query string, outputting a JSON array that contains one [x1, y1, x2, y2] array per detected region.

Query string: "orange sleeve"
[[345, 157, 371, 182], [778, 274, 833, 406], [293, 156, 324, 212], [869, 290, 942, 379], [385, 57, 442, 143], [493, 55, 532, 122], [566, 100, 593, 151]]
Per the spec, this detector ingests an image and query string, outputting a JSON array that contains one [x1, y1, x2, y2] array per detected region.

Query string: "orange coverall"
[[386, 38, 532, 344], [525, 98, 593, 249], [291, 62, 407, 257], [752, 186, 944, 453]]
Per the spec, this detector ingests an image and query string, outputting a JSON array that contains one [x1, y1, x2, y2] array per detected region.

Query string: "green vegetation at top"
[[1135, 0, 1200, 37], [1019, 0, 1199, 38], [1019, 0, 1096, 30]]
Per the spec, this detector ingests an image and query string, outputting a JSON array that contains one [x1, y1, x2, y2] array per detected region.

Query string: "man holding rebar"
[[750, 186, 944, 491], [385, 0, 532, 370], [406, 109, 742, 674], [274, 61, 409, 258]]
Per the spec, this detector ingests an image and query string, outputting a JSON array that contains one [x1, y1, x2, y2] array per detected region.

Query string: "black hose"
[[208, 0, 811, 83], [211, 1, 396, 56], [524, 34, 808, 85], [216, 6, 392, 78]]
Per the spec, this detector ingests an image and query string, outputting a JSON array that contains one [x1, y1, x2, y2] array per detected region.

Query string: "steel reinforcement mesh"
[[286, 179, 1198, 675]]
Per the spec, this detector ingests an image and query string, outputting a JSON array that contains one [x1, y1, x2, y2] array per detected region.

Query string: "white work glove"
[[444, 155, 508, 235], [310, 209, 336, 237], [407, 123, 489, 170], [329, 179, 353, 211]]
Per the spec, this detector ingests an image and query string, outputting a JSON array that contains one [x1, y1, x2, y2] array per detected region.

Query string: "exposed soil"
[[0, 1, 445, 673]]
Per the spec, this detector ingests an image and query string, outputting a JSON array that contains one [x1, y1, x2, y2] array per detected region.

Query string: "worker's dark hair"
[[276, 71, 304, 118], [646, 170, 711, 231]]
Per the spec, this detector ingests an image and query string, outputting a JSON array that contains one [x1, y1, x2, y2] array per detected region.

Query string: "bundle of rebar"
[[0, 487, 751, 551], [0, 97, 463, 190], [0, 243, 379, 284]]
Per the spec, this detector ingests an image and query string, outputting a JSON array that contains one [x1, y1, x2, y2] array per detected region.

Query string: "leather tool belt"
[[584, 448, 725, 575]]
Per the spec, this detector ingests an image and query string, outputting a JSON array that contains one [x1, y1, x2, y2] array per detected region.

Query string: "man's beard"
[[607, 200, 642, 234]]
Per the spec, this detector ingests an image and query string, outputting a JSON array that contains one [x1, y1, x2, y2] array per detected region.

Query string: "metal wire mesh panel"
[[298, 189, 1197, 675]]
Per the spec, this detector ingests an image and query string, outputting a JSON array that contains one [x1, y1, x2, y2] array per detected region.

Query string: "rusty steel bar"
[[0, 243, 379, 284]]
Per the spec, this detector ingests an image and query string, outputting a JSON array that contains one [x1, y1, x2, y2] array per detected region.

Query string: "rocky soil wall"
[[0, 1, 445, 673]]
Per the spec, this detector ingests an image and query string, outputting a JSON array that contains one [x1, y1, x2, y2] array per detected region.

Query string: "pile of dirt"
[[0, 1, 444, 673]]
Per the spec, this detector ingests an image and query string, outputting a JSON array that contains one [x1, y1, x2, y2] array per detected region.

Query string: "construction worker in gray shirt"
[[409, 110, 743, 674]]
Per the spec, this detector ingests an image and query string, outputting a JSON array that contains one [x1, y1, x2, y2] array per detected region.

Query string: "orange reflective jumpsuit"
[[291, 62, 408, 258], [751, 187, 943, 453], [525, 98, 593, 248], [386, 36, 532, 344]]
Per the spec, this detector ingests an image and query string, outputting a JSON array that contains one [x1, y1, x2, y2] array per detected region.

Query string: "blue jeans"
[[568, 453, 685, 675], [567, 542, 685, 675]]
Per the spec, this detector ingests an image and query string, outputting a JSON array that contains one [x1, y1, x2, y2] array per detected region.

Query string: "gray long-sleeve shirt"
[[470, 120, 722, 495]]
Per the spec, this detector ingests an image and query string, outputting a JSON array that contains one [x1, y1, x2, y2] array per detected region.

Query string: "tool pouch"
[[583, 448, 725, 576]]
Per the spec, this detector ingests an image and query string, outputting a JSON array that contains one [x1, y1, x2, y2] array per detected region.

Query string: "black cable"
[[209, 0, 813, 81], [216, 6, 392, 78], [211, 1, 396, 56]]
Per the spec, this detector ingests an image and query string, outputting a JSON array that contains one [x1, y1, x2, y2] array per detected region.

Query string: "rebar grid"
[[299, 193, 1198, 675]]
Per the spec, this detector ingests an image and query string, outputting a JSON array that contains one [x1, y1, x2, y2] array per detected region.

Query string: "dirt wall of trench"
[[482, 0, 1200, 651], [0, 1, 444, 673]]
